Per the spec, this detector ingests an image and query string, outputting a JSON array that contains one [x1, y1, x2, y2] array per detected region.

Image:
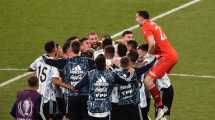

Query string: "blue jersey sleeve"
[[44, 57, 67, 69], [88, 59, 96, 70], [75, 73, 89, 89], [113, 72, 131, 85], [135, 58, 156, 79]]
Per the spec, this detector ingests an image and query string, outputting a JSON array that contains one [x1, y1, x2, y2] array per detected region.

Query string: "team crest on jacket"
[[18, 98, 33, 117], [94, 76, 109, 98], [95, 76, 109, 86], [69, 65, 84, 81]]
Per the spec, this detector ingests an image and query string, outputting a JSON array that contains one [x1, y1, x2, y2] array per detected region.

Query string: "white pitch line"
[[0, 0, 202, 88], [0, 68, 27, 71], [111, 0, 201, 38], [0, 72, 33, 88], [169, 73, 215, 79]]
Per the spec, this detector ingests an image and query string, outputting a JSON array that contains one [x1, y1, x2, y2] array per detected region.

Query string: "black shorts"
[[65, 95, 89, 120], [161, 85, 174, 115], [56, 97, 65, 117], [141, 98, 151, 120], [88, 116, 110, 120], [117, 104, 141, 120], [42, 100, 58, 119], [111, 103, 120, 120], [155, 85, 174, 116], [144, 87, 151, 112]]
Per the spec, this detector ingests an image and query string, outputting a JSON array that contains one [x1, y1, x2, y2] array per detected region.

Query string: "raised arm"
[[144, 30, 156, 54], [113, 71, 135, 85], [74, 73, 89, 90], [135, 57, 156, 78], [43, 56, 67, 69]]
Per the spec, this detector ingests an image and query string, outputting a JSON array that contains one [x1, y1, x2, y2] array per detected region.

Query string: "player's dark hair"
[[27, 75, 38, 87], [127, 50, 139, 63], [117, 43, 127, 57], [138, 44, 148, 52], [120, 56, 130, 68], [79, 37, 88, 44], [127, 40, 138, 50], [95, 41, 102, 49], [104, 45, 115, 58], [95, 54, 106, 70], [102, 36, 113, 48], [66, 36, 78, 42], [44, 41, 56, 53], [81, 49, 94, 58], [122, 31, 133, 37], [137, 10, 150, 19], [63, 41, 70, 53], [56, 44, 60, 48], [63, 36, 78, 53], [70, 41, 80, 54]]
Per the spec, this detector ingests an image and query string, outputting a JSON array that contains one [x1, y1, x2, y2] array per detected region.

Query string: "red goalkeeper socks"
[[149, 84, 164, 108]]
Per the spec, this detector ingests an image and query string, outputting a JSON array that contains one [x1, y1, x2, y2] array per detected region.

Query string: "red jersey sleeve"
[[141, 29, 153, 43], [144, 30, 153, 38]]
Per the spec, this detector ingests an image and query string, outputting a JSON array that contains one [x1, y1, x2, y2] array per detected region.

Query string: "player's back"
[[63, 56, 95, 96], [88, 69, 115, 98], [141, 20, 178, 58], [30, 55, 59, 102], [77, 69, 115, 115], [14, 90, 41, 120], [113, 68, 140, 105]]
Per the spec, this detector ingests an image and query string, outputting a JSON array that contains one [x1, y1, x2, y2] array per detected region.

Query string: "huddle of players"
[[28, 30, 174, 120]]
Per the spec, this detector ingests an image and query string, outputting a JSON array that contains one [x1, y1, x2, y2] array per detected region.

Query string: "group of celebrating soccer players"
[[10, 10, 178, 120]]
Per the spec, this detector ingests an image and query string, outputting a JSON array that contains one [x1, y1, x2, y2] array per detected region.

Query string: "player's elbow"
[[148, 40, 155, 47], [28, 68, 35, 72], [147, 36, 156, 46]]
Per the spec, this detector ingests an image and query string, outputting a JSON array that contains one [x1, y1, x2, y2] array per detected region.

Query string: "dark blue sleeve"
[[135, 58, 156, 79], [43, 57, 67, 69], [10, 102, 16, 118], [88, 59, 96, 70], [75, 73, 89, 89], [113, 72, 130, 85]]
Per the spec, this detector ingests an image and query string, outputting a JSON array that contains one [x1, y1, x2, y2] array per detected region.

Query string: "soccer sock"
[[149, 84, 164, 108]]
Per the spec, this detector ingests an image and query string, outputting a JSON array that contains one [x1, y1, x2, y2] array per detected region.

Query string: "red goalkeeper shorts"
[[147, 55, 178, 80]]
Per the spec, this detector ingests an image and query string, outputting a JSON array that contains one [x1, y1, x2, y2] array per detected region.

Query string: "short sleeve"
[[29, 56, 42, 70]]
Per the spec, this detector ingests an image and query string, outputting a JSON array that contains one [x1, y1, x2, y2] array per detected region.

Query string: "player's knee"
[[169, 54, 179, 64], [143, 75, 154, 88], [147, 72, 158, 81]]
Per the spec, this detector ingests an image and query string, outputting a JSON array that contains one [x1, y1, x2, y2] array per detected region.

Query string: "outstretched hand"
[[65, 84, 79, 92]]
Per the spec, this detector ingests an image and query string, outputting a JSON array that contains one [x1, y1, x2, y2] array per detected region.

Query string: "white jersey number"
[[156, 26, 167, 41]]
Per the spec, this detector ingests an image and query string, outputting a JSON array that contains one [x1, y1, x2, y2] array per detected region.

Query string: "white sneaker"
[[160, 116, 168, 120], [148, 115, 152, 120], [155, 108, 165, 120]]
